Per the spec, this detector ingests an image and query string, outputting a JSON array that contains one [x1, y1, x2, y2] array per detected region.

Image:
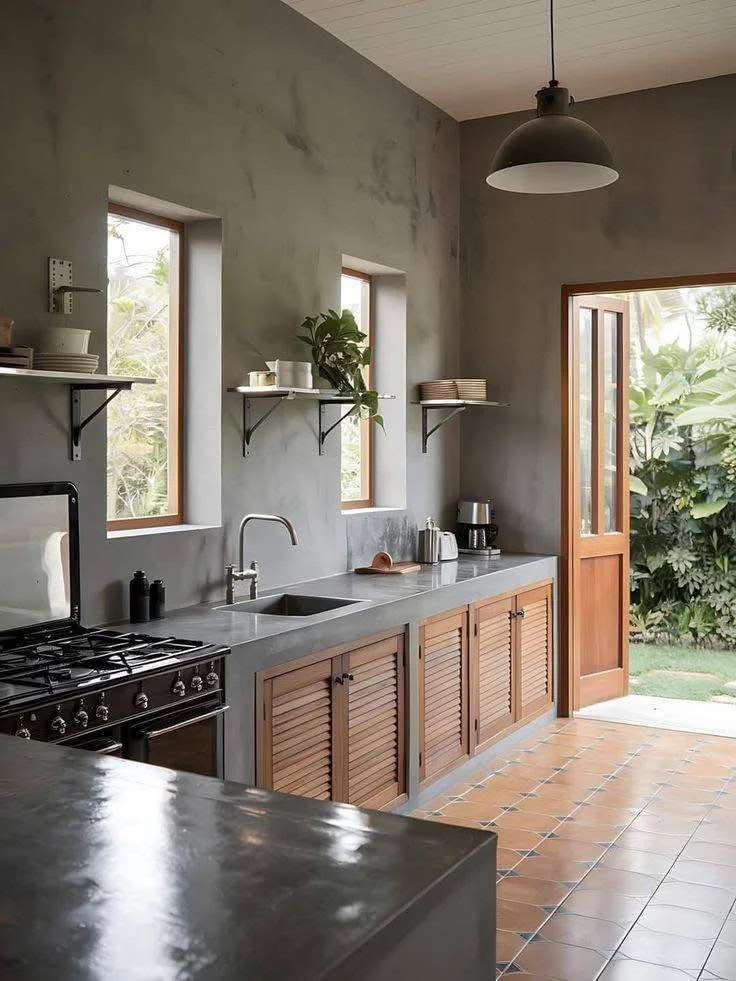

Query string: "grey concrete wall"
[[0, 0, 460, 624], [459, 74, 736, 555]]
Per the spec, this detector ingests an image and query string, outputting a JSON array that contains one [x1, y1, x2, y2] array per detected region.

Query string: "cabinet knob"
[[333, 675, 344, 686], [342, 673, 354, 682]]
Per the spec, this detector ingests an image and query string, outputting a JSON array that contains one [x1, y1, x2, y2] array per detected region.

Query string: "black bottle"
[[129, 570, 150, 623], [150, 579, 166, 620]]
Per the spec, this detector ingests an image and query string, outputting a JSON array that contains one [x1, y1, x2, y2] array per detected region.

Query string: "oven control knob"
[[73, 702, 89, 729], [14, 716, 31, 740], [171, 674, 186, 698], [190, 672, 204, 693], [49, 709, 67, 737], [205, 667, 219, 689], [134, 691, 149, 711], [95, 696, 110, 724]]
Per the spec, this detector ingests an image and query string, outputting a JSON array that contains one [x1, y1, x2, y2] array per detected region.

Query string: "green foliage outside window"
[[630, 285, 736, 645], [106, 215, 173, 522]]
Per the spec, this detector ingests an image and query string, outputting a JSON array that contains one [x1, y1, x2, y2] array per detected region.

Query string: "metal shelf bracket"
[[70, 384, 132, 461], [240, 394, 287, 456], [421, 404, 467, 453], [318, 400, 356, 456]]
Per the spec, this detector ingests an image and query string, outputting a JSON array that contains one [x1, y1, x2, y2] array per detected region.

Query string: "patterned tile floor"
[[411, 718, 736, 980]]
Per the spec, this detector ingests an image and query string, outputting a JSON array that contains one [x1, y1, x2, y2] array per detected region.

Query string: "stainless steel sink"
[[224, 593, 360, 617]]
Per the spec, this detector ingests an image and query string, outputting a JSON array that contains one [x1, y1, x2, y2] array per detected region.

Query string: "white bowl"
[[39, 328, 91, 354]]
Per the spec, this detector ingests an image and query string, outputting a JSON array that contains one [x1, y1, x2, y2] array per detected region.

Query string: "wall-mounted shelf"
[[228, 386, 395, 456], [413, 399, 509, 453], [0, 367, 155, 460]]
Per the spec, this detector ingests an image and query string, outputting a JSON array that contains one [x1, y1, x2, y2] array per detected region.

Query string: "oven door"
[[64, 730, 124, 756], [126, 697, 228, 778]]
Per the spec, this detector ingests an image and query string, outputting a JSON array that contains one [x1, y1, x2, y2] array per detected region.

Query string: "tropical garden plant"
[[629, 285, 736, 646]]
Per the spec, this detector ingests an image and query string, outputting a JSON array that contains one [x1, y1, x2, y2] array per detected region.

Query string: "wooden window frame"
[[340, 267, 374, 511], [106, 203, 185, 531]]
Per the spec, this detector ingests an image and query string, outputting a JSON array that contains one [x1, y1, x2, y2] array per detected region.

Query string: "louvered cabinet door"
[[258, 656, 344, 801], [345, 633, 406, 809], [518, 584, 553, 720], [471, 596, 515, 750], [419, 608, 469, 782]]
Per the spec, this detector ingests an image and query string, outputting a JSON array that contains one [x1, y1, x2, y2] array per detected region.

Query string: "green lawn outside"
[[630, 642, 736, 701]]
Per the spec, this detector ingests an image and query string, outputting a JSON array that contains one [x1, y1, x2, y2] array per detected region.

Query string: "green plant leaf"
[[630, 475, 649, 496], [691, 500, 730, 519]]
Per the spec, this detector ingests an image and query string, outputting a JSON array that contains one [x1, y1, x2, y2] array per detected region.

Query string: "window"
[[106, 204, 184, 529], [340, 268, 373, 509]]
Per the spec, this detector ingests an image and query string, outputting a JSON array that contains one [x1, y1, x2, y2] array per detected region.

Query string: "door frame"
[[560, 271, 736, 718]]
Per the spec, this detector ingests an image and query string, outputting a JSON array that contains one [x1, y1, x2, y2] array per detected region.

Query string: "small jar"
[[129, 571, 150, 624], [150, 579, 166, 620]]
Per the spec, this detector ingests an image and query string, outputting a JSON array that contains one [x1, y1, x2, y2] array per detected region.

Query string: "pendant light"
[[486, 0, 618, 194]]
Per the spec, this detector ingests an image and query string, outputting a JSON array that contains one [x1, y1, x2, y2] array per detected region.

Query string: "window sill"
[[107, 523, 220, 540], [341, 506, 407, 517]]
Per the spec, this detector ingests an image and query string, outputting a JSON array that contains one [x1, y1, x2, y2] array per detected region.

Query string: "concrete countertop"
[[115, 554, 557, 673], [0, 735, 496, 981]]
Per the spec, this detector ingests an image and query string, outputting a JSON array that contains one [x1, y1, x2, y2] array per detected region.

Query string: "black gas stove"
[[0, 482, 229, 777]]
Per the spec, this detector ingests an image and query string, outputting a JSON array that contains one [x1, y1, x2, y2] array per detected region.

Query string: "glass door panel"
[[579, 308, 594, 535]]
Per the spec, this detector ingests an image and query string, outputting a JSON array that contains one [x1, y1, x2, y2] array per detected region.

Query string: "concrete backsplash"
[[459, 74, 736, 556], [0, 0, 460, 623]]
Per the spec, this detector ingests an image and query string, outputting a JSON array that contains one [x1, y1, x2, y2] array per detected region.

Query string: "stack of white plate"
[[455, 378, 487, 400], [34, 353, 99, 374], [420, 379, 458, 401]]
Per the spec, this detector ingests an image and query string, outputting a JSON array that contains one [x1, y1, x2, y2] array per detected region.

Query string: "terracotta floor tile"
[[497, 847, 523, 872], [628, 814, 700, 836], [650, 880, 736, 917], [493, 827, 545, 852], [619, 925, 712, 973], [536, 837, 608, 863], [497, 874, 572, 908], [491, 810, 561, 834], [425, 813, 488, 829], [580, 866, 662, 899], [681, 839, 736, 867], [668, 858, 736, 891], [512, 938, 607, 981], [637, 903, 724, 941], [441, 799, 504, 821], [513, 854, 591, 884], [704, 940, 736, 980], [496, 898, 549, 933], [559, 888, 646, 927], [600, 846, 673, 877], [565, 804, 632, 828], [599, 954, 699, 980], [496, 928, 527, 965], [547, 821, 620, 846], [538, 910, 628, 952], [613, 829, 689, 857]]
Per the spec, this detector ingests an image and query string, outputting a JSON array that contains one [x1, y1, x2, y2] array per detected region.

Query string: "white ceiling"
[[283, 0, 736, 120]]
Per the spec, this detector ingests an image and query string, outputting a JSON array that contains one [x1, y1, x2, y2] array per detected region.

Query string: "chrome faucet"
[[225, 513, 299, 604]]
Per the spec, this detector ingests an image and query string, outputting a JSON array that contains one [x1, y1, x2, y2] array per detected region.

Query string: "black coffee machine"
[[456, 500, 499, 554]]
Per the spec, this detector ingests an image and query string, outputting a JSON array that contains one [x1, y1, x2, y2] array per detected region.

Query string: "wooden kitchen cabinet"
[[419, 607, 470, 783], [256, 629, 406, 808], [469, 580, 553, 753]]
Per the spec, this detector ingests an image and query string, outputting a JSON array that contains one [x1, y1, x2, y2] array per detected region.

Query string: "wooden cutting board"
[[354, 551, 421, 575]]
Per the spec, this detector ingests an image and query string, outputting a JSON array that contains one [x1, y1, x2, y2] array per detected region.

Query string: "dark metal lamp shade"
[[486, 83, 618, 194]]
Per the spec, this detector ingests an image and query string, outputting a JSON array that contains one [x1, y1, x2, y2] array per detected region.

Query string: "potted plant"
[[298, 308, 384, 428]]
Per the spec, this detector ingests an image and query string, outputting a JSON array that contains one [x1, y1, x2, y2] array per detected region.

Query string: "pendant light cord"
[[549, 0, 557, 84]]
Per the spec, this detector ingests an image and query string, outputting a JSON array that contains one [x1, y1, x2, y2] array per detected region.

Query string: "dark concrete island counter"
[[114, 554, 558, 802], [0, 735, 496, 981]]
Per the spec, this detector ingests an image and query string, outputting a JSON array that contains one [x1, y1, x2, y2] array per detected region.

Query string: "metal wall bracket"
[[318, 399, 355, 456], [421, 404, 467, 453], [48, 257, 102, 313], [240, 395, 287, 456], [70, 384, 130, 461]]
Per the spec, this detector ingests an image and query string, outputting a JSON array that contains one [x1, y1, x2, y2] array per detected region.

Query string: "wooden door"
[[470, 595, 515, 751], [419, 608, 469, 782], [345, 633, 406, 809], [259, 656, 344, 801], [518, 584, 554, 719], [570, 295, 630, 709]]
